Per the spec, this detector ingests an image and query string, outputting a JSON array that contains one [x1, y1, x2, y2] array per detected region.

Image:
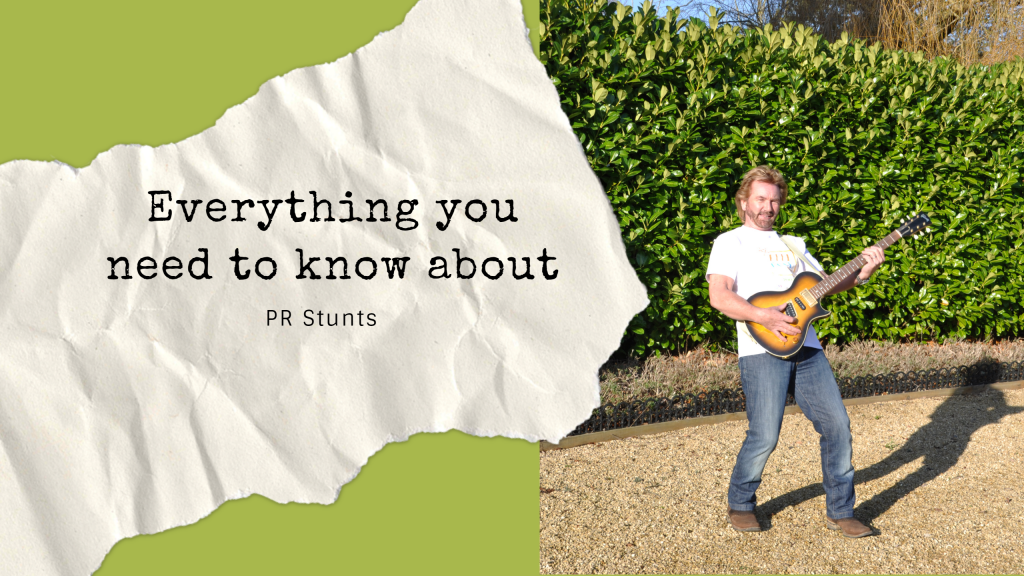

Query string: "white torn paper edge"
[[0, 0, 648, 573]]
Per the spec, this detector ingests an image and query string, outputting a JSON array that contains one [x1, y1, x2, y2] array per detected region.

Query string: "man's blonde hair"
[[735, 165, 788, 222]]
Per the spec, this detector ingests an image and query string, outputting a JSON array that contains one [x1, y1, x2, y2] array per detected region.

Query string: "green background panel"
[[1, 1, 540, 574]]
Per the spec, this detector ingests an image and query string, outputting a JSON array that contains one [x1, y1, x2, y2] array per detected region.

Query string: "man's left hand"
[[859, 246, 885, 281]]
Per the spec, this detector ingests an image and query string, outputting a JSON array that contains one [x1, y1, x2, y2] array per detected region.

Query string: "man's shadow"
[[757, 363, 1023, 530]]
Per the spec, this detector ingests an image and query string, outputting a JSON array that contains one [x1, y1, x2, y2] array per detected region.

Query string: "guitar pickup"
[[800, 289, 817, 307], [794, 297, 806, 310], [785, 302, 797, 318]]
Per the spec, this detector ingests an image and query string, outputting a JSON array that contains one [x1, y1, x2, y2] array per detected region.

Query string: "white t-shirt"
[[705, 225, 825, 357]]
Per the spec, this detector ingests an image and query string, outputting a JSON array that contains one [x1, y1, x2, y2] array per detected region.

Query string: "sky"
[[617, 0, 711, 21]]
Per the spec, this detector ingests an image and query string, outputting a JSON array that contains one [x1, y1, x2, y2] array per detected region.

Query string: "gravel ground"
[[540, 388, 1024, 574]]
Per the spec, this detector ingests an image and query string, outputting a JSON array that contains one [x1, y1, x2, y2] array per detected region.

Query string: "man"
[[705, 165, 884, 538]]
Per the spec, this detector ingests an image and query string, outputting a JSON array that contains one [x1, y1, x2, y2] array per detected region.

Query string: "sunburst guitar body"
[[745, 271, 830, 358], [743, 213, 932, 359]]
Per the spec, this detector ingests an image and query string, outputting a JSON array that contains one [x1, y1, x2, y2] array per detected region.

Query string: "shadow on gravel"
[[758, 384, 1024, 530]]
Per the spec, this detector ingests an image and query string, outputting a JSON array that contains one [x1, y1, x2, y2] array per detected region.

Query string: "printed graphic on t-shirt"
[[758, 247, 797, 283]]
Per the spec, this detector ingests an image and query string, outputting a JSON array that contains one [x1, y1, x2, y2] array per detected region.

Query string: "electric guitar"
[[745, 213, 932, 358]]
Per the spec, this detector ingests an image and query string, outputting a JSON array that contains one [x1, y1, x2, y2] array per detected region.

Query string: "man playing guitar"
[[706, 165, 884, 537]]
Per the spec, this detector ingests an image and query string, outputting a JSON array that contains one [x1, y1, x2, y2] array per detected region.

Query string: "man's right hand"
[[758, 304, 801, 343], [708, 274, 803, 343]]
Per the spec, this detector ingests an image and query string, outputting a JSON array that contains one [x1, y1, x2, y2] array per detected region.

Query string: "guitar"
[[745, 213, 932, 358]]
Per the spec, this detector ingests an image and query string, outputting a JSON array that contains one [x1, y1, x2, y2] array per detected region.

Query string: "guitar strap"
[[779, 235, 824, 273], [736, 235, 821, 346]]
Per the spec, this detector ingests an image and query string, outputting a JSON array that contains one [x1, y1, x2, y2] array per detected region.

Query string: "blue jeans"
[[727, 347, 855, 519]]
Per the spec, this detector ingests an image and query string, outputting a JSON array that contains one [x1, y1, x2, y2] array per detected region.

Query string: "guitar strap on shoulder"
[[779, 235, 823, 273]]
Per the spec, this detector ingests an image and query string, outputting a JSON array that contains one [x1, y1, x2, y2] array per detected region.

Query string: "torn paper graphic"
[[0, 0, 648, 574]]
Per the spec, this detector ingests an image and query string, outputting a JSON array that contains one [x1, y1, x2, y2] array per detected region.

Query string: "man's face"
[[741, 181, 782, 231]]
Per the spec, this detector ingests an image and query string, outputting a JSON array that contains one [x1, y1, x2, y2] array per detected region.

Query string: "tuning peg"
[[900, 218, 905, 223], [926, 227, 931, 233]]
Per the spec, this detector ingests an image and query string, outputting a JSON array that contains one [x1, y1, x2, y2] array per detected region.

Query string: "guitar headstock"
[[897, 213, 932, 239]]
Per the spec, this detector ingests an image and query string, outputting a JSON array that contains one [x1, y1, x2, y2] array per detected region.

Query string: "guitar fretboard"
[[808, 231, 902, 299]]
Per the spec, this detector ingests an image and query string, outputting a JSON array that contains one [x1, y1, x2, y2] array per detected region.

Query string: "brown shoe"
[[726, 508, 761, 532], [826, 516, 874, 538]]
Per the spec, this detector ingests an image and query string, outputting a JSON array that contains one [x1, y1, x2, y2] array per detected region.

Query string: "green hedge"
[[541, 0, 1024, 356]]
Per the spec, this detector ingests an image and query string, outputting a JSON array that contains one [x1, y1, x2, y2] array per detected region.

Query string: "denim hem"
[[826, 511, 855, 520], [727, 503, 755, 512]]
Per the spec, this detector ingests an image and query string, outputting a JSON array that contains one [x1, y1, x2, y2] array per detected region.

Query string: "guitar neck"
[[809, 230, 902, 299]]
